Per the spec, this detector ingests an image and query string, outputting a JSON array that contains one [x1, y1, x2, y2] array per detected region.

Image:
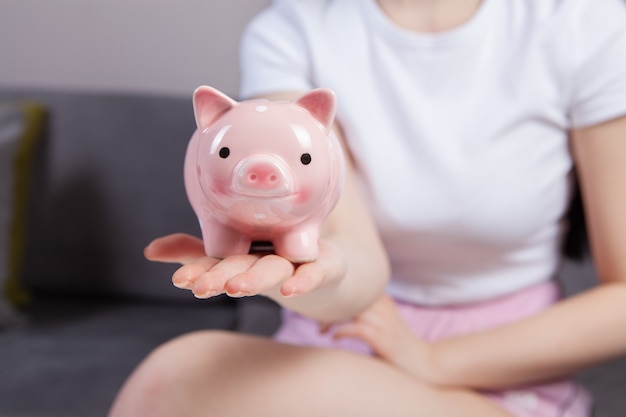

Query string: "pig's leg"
[[274, 225, 320, 263], [200, 218, 251, 258]]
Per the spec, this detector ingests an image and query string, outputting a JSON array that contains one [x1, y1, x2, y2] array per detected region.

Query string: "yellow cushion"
[[1, 102, 47, 307]]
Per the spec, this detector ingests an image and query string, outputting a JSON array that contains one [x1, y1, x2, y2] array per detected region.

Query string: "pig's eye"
[[219, 147, 230, 159], [300, 153, 312, 165]]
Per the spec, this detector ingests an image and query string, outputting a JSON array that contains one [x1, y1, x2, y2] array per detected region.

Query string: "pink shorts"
[[274, 281, 593, 417]]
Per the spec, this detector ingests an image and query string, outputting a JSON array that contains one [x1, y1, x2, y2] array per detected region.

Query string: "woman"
[[110, 0, 626, 415]]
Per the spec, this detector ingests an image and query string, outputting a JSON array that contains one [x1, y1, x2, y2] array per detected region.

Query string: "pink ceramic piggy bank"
[[184, 86, 345, 262]]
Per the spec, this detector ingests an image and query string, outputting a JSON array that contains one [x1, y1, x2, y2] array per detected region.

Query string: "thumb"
[[144, 233, 206, 264]]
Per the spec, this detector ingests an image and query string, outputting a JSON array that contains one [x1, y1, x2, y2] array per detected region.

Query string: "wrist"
[[420, 341, 462, 388], [390, 338, 449, 387]]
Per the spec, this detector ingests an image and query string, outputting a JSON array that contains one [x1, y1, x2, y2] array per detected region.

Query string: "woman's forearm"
[[428, 282, 626, 389], [263, 165, 391, 322]]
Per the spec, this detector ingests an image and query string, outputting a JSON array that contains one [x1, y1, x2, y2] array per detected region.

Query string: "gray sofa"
[[0, 89, 280, 417], [0, 89, 624, 417]]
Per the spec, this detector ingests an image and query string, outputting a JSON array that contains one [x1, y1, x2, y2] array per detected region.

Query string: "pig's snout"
[[233, 155, 293, 197]]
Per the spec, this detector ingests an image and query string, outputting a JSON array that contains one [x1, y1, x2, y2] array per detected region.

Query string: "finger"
[[319, 322, 333, 334], [224, 254, 295, 297], [279, 261, 325, 297], [191, 254, 261, 298], [172, 257, 221, 289], [318, 320, 342, 334], [334, 322, 395, 361], [280, 245, 344, 297], [333, 322, 378, 345], [144, 233, 206, 264]]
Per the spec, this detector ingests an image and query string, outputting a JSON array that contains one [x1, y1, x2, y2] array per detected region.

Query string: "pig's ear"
[[295, 89, 336, 133], [193, 86, 237, 131]]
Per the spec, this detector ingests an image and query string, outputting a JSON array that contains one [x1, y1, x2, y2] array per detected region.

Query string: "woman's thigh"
[[109, 330, 512, 417]]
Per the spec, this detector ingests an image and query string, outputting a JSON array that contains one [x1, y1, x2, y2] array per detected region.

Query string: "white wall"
[[0, 0, 270, 97]]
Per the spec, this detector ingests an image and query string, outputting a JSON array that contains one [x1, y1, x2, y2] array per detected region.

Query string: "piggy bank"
[[184, 86, 345, 262]]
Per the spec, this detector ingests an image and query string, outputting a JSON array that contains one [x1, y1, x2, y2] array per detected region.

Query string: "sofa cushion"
[[0, 91, 202, 301]]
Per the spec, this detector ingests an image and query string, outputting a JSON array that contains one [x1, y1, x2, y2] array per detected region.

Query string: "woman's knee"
[[109, 330, 246, 416], [140, 330, 245, 382]]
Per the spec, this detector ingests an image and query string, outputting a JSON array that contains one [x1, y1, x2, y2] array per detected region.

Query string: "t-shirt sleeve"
[[239, 2, 313, 99], [568, 0, 626, 128]]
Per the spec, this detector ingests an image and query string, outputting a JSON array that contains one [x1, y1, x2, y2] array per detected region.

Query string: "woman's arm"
[[334, 114, 626, 389], [145, 92, 391, 322], [425, 115, 626, 388], [261, 125, 391, 320]]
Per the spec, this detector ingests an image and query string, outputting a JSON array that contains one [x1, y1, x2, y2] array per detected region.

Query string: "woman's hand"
[[144, 232, 346, 300], [142, 116, 390, 322], [333, 295, 438, 383]]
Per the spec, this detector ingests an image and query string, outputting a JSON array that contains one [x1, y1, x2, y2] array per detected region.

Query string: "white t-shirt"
[[239, 0, 626, 306]]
